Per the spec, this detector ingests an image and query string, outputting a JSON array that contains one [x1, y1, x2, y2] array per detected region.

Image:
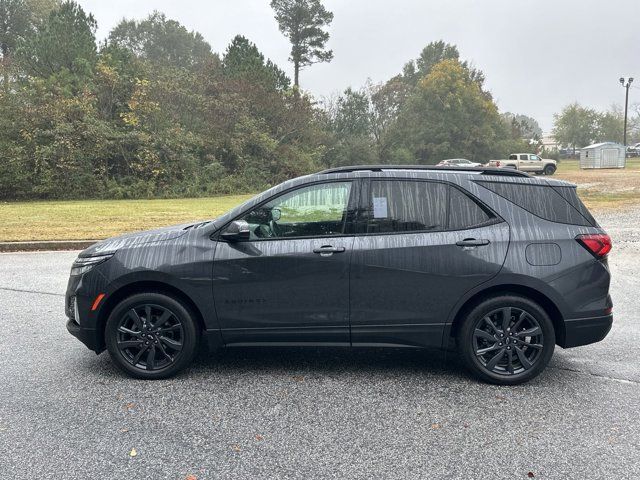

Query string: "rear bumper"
[[560, 314, 613, 348]]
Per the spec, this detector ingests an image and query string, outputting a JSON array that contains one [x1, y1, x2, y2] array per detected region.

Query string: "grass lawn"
[[0, 194, 254, 242], [555, 158, 640, 211], [1, 159, 639, 242]]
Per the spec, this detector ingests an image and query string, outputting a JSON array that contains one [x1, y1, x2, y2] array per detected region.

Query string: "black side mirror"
[[221, 220, 251, 242]]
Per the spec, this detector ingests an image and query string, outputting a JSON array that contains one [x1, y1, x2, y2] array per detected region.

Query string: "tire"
[[457, 295, 555, 385], [543, 164, 556, 175], [105, 292, 200, 379]]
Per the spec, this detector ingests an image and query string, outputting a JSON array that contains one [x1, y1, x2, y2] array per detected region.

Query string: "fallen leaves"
[[430, 423, 441, 430], [255, 434, 264, 441], [185, 475, 197, 480], [129, 447, 137, 457], [231, 444, 241, 452], [527, 472, 535, 478]]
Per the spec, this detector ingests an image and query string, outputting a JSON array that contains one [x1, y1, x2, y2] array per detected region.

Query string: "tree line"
[[1, 0, 541, 200], [552, 103, 639, 152]]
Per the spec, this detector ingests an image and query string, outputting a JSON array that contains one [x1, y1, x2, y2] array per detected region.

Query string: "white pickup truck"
[[487, 153, 557, 175]]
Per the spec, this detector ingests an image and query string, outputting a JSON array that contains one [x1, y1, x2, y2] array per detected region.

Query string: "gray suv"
[[66, 166, 612, 385]]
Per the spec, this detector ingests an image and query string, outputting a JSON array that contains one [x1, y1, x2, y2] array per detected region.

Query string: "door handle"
[[456, 238, 490, 247], [313, 245, 346, 256]]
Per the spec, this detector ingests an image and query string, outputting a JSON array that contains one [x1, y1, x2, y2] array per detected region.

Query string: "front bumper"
[[66, 318, 102, 353], [561, 314, 613, 348]]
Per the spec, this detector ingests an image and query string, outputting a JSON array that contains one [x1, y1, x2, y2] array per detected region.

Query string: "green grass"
[[554, 157, 640, 211], [0, 195, 254, 242]]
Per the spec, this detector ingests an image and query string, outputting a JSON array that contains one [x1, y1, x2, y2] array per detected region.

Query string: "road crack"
[[0, 286, 64, 297], [549, 365, 639, 385]]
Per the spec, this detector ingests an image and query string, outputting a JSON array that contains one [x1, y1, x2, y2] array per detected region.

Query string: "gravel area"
[[0, 209, 639, 479]]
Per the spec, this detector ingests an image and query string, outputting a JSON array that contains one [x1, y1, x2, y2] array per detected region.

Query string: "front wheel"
[[544, 164, 557, 175], [105, 292, 200, 379], [457, 295, 555, 385]]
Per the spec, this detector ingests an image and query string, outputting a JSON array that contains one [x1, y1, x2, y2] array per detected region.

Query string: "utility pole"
[[619, 77, 634, 146]]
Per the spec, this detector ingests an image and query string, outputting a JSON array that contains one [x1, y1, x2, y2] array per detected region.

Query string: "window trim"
[[355, 178, 502, 237], [217, 179, 360, 242]]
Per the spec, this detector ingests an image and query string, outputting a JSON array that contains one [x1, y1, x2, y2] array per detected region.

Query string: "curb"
[[0, 240, 99, 253]]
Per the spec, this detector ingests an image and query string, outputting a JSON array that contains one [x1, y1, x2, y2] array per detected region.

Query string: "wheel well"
[[95, 281, 206, 351], [448, 284, 565, 344]]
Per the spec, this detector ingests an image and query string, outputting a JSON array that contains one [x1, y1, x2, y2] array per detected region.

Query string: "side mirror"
[[221, 220, 251, 242]]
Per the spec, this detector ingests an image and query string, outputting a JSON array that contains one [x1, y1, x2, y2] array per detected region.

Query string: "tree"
[[222, 35, 290, 91], [0, 0, 59, 89], [108, 12, 215, 70], [270, 0, 333, 88], [402, 41, 486, 92], [594, 106, 624, 144], [16, 1, 96, 80], [552, 103, 598, 150], [391, 59, 503, 163], [501, 112, 542, 140]]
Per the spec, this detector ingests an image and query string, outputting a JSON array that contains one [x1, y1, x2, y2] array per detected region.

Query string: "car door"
[[350, 179, 510, 348], [520, 154, 540, 172], [212, 180, 357, 345]]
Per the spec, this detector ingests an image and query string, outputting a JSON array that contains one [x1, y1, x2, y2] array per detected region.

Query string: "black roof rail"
[[317, 165, 532, 178]]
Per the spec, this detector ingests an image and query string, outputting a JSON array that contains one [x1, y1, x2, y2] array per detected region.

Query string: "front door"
[[350, 179, 510, 348], [213, 181, 356, 345]]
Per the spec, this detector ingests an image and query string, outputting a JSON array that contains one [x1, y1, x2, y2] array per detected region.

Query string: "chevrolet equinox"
[[66, 165, 613, 384]]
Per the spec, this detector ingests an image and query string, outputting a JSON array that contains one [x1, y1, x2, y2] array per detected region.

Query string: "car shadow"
[[188, 346, 467, 380]]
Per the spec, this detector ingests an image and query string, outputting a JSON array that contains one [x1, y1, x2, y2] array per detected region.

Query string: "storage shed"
[[579, 142, 626, 169]]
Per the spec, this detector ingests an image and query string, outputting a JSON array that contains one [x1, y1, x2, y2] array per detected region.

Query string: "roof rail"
[[317, 165, 531, 177]]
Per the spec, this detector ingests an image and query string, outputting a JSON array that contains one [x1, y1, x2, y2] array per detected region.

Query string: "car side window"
[[520, 154, 528, 160], [240, 182, 352, 239], [531, 155, 540, 161], [509, 155, 518, 160], [448, 187, 494, 230], [365, 180, 447, 233]]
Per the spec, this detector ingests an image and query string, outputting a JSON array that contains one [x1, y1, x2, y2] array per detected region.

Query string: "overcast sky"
[[78, 0, 639, 131]]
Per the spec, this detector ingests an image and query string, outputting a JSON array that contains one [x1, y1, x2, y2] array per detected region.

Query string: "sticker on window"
[[373, 197, 388, 218]]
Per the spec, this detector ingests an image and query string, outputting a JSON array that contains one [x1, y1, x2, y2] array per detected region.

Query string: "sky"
[[77, 0, 640, 132]]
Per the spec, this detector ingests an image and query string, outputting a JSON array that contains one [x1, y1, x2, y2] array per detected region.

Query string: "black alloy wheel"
[[472, 307, 544, 375], [105, 293, 199, 379], [458, 295, 555, 385], [115, 304, 184, 371]]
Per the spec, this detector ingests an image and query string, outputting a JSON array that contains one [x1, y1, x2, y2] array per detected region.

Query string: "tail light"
[[496, 161, 501, 167], [576, 233, 612, 258]]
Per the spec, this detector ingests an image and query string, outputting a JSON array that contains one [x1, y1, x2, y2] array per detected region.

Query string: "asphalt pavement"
[[1, 210, 639, 479]]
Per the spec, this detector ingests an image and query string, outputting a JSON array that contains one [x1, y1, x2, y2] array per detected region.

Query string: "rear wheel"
[[105, 292, 200, 379], [543, 164, 556, 175], [457, 295, 555, 385]]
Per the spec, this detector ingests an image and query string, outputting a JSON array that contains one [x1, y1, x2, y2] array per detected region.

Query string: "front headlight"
[[70, 254, 114, 276]]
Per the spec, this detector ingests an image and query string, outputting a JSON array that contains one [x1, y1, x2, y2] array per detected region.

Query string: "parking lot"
[[1, 209, 639, 480]]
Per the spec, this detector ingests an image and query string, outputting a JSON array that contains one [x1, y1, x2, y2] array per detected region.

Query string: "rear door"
[[213, 180, 358, 345], [349, 179, 510, 348]]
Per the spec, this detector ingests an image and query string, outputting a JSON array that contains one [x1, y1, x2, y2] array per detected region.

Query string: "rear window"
[[366, 180, 448, 233], [363, 180, 495, 234], [477, 181, 595, 226]]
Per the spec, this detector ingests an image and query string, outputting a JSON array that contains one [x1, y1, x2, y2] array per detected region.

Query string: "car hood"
[[79, 222, 197, 257]]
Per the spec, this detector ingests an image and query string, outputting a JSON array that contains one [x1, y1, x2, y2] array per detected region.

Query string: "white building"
[[579, 142, 626, 169]]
